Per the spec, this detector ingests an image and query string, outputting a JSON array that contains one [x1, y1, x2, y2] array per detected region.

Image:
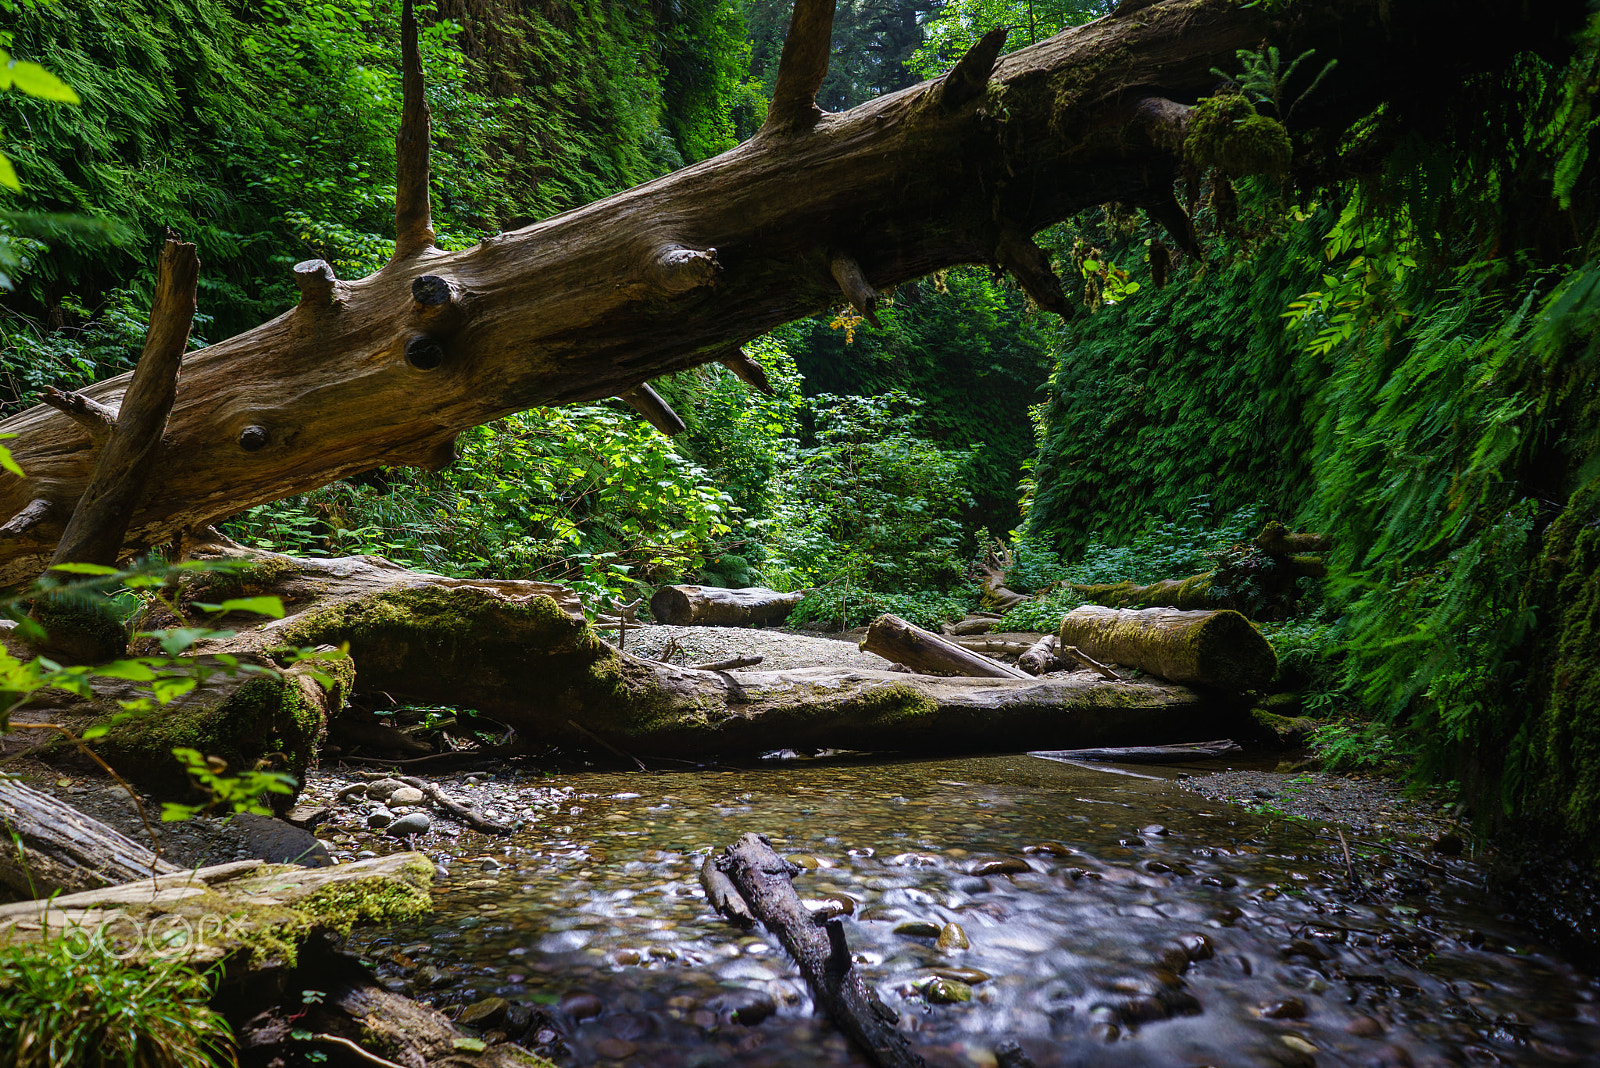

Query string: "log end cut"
[[1059, 606, 1276, 692]]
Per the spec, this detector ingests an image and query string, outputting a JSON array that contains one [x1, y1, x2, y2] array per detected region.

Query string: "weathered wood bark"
[[649, 583, 805, 626], [1058, 605, 1276, 691], [1029, 738, 1241, 764], [716, 833, 924, 1068], [0, 0, 1573, 585], [0, 777, 177, 899], [1017, 632, 1058, 675], [162, 547, 1219, 757], [862, 613, 1031, 679]]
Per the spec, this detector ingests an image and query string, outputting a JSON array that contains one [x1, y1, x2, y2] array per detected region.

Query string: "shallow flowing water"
[[344, 755, 1600, 1067]]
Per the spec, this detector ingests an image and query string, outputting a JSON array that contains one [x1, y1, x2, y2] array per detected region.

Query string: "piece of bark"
[[49, 239, 197, 571], [1059, 605, 1276, 691], [0, 777, 177, 899], [650, 584, 805, 626], [718, 833, 924, 1068], [862, 613, 1031, 680], [1029, 739, 1242, 764], [1018, 633, 1059, 675]]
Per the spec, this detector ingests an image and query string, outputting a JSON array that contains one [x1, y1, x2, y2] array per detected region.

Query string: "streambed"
[[328, 755, 1600, 1067]]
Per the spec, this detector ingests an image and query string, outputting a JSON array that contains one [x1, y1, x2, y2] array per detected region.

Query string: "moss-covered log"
[[649, 584, 805, 626], [1058, 605, 1275, 691], [163, 546, 1219, 757]]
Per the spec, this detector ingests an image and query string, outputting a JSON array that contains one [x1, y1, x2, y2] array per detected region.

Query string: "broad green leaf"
[[94, 661, 158, 682], [215, 596, 287, 618], [48, 562, 119, 576], [0, 442, 21, 476], [153, 676, 199, 703], [80, 724, 109, 740], [9, 61, 79, 103]]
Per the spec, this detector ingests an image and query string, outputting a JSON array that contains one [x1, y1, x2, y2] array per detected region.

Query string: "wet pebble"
[[920, 977, 972, 1004], [457, 996, 510, 1027], [971, 857, 1031, 877], [1262, 997, 1308, 1020], [389, 785, 426, 806], [895, 920, 943, 938], [937, 922, 969, 952], [1347, 1015, 1386, 1037], [561, 991, 604, 1020], [708, 989, 778, 1025], [593, 1037, 637, 1060], [366, 807, 394, 830], [388, 812, 431, 837]]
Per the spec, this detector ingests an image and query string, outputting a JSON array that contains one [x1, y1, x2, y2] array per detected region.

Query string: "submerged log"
[[160, 545, 1218, 758], [649, 584, 805, 626], [862, 614, 1031, 680], [1029, 738, 1242, 764], [0, 777, 177, 899], [717, 833, 924, 1068], [1058, 605, 1276, 691]]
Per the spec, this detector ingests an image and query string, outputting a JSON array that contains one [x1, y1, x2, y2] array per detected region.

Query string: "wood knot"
[[405, 335, 446, 371], [411, 274, 453, 306], [238, 425, 270, 452]]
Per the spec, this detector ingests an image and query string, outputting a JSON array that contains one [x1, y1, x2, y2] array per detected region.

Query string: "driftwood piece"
[[393, 774, 516, 834], [978, 549, 1031, 611], [862, 614, 1030, 680], [649, 584, 805, 626], [717, 833, 924, 1068], [948, 617, 998, 636], [699, 852, 755, 927], [1017, 633, 1059, 675], [1061, 644, 1121, 681], [951, 637, 1033, 656], [1059, 605, 1276, 691], [0, 777, 177, 899], [1029, 738, 1242, 764]]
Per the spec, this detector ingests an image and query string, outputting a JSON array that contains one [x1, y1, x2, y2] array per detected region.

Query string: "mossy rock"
[[27, 595, 128, 664]]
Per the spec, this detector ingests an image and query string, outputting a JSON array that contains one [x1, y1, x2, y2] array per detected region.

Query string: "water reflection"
[[345, 755, 1600, 1066]]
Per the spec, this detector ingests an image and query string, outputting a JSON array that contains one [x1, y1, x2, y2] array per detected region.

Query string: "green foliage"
[[1308, 718, 1414, 773], [788, 586, 978, 631], [1184, 92, 1292, 179], [1215, 46, 1337, 122], [226, 405, 733, 604], [0, 937, 234, 1068], [910, 0, 1110, 79], [162, 746, 297, 821]]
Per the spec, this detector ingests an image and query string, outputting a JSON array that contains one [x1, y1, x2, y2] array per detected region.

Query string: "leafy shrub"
[[0, 939, 233, 1068], [1309, 718, 1414, 772], [788, 586, 979, 632]]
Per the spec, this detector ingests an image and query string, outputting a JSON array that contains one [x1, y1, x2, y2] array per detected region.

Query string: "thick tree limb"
[[50, 239, 197, 569], [394, 0, 434, 259], [941, 27, 1008, 110], [40, 386, 116, 443], [1030, 738, 1241, 764], [996, 221, 1070, 317], [620, 383, 686, 436], [1017, 633, 1058, 675], [717, 833, 924, 1068], [861, 613, 1031, 679], [0, 0, 1578, 586], [830, 254, 882, 326], [764, 0, 836, 133], [719, 349, 774, 394], [649, 584, 804, 626]]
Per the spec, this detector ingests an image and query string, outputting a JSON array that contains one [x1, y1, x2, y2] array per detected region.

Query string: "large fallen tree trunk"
[[0, 0, 1577, 584], [649, 583, 805, 626], [158, 543, 1222, 760], [1059, 605, 1276, 691]]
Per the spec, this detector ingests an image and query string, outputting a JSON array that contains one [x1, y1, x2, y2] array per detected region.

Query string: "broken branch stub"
[[831, 255, 882, 327], [941, 26, 1008, 109], [620, 383, 686, 436], [764, 0, 836, 133]]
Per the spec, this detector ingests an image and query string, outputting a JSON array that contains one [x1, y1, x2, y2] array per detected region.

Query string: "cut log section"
[[716, 833, 924, 1068], [861, 613, 1030, 680], [0, 777, 177, 899], [649, 584, 805, 626], [1058, 605, 1276, 691]]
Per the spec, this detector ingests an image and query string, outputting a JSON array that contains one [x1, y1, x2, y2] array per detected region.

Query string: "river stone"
[[387, 811, 432, 837], [937, 922, 969, 951], [367, 777, 405, 801], [367, 807, 394, 829], [389, 785, 426, 806], [971, 856, 1031, 877], [894, 920, 943, 938], [228, 813, 333, 867], [458, 996, 510, 1028], [920, 977, 971, 1004], [708, 989, 778, 1025], [1262, 997, 1307, 1019], [560, 991, 604, 1020], [593, 1038, 636, 1059], [928, 966, 990, 984]]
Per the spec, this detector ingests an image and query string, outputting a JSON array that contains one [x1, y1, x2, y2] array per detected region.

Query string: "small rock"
[[936, 922, 969, 952], [1346, 1015, 1386, 1037], [1432, 832, 1464, 856], [708, 989, 778, 1025], [389, 785, 426, 806], [894, 920, 943, 938], [387, 812, 432, 837], [457, 996, 510, 1028], [1262, 997, 1307, 1020], [1023, 842, 1074, 856], [1140, 824, 1169, 836], [927, 966, 990, 984], [560, 991, 604, 1021], [366, 807, 395, 830], [593, 1037, 637, 1060], [366, 777, 405, 801], [971, 856, 1031, 877], [919, 977, 971, 1004]]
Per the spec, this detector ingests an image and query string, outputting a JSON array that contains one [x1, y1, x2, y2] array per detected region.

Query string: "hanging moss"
[[1183, 93, 1292, 178]]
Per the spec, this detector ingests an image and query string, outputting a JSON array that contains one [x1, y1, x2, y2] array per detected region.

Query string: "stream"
[[338, 755, 1600, 1067]]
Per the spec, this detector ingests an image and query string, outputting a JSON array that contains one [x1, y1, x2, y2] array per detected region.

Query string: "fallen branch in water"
[[715, 833, 924, 1068], [1029, 739, 1241, 764]]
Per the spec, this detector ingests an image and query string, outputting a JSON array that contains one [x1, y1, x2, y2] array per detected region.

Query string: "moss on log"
[[1058, 605, 1276, 691]]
